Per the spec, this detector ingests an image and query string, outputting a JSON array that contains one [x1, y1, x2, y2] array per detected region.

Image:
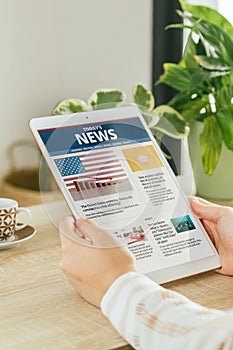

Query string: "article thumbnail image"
[[122, 145, 163, 172], [171, 215, 196, 233], [54, 149, 133, 201], [72, 178, 132, 201], [116, 226, 146, 245]]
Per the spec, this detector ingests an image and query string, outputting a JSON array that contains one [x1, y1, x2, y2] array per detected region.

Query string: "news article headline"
[[38, 117, 150, 155]]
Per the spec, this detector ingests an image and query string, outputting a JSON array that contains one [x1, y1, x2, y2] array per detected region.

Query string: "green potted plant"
[[157, 0, 233, 201], [52, 85, 189, 173], [53, 85, 188, 142]]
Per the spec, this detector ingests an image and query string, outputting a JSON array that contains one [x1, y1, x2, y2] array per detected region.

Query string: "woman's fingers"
[[76, 218, 120, 247], [190, 196, 223, 222], [201, 218, 217, 246], [191, 197, 217, 206], [59, 216, 75, 236], [59, 216, 93, 246], [59, 216, 120, 247]]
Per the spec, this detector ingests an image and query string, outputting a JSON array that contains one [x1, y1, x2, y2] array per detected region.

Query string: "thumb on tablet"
[[190, 196, 222, 222], [76, 218, 120, 248]]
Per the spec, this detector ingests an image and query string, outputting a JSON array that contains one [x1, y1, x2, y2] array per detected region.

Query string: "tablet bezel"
[[29, 105, 221, 283]]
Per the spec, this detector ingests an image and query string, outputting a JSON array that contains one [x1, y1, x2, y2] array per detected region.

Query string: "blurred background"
[[0, 0, 232, 200]]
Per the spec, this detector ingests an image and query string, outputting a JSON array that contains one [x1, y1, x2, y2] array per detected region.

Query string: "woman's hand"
[[190, 196, 233, 276], [59, 217, 137, 307]]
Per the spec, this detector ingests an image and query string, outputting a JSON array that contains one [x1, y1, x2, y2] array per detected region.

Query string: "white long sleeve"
[[101, 272, 233, 350]]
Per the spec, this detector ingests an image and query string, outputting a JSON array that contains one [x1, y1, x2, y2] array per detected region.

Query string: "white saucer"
[[0, 225, 36, 250]]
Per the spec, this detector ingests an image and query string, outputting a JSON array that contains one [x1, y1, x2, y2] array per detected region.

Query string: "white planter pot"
[[188, 121, 233, 201]]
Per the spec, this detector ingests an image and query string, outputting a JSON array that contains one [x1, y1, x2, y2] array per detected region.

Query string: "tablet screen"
[[35, 108, 217, 275]]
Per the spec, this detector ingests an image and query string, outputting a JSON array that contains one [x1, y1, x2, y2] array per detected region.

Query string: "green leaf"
[[160, 63, 223, 94], [189, 67, 213, 89], [181, 99, 209, 122], [168, 91, 211, 122], [216, 105, 233, 150], [152, 105, 189, 139], [183, 35, 198, 72], [194, 55, 230, 71], [189, 68, 229, 90], [162, 62, 229, 95], [176, 9, 194, 21], [200, 115, 222, 175], [88, 89, 126, 110], [209, 71, 231, 79], [195, 20, 233, 65], [142, 111, 159, 130], [196, 37, 207, 56], [53, 99, 88, 115], [169, 91, 194, 110], [178, 2, 233, 65], [166, 23, 192, 30], [179, 0, 233, 38], [158, 63, 191, 92], [215, 77, 233, 106], [154, 105, 185, 121], [132, 84, 155, 111]]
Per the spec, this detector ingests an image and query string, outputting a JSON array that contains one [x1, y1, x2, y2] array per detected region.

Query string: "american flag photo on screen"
[[53, 149, 132, 200]]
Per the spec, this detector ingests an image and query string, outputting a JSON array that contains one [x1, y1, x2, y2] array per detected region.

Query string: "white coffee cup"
[[0, 198, 31, 242]]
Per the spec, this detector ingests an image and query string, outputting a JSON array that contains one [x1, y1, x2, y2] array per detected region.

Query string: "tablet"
[[29, 105, 221, 283]]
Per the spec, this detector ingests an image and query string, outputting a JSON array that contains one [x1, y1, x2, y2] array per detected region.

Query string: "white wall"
[[0, 0, 153, 179], [217, 0, 233, 23], [186, 0, 217, 8]]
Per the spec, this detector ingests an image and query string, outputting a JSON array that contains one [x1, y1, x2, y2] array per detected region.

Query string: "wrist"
[[101, 266, 137, 301], [101, 271, 142, 310]]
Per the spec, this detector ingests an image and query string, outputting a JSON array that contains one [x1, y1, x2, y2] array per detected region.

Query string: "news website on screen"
[[38, 114, 215, 273]]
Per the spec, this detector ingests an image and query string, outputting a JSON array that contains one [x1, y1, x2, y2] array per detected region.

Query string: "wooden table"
[[1, 202, 233, 350]]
